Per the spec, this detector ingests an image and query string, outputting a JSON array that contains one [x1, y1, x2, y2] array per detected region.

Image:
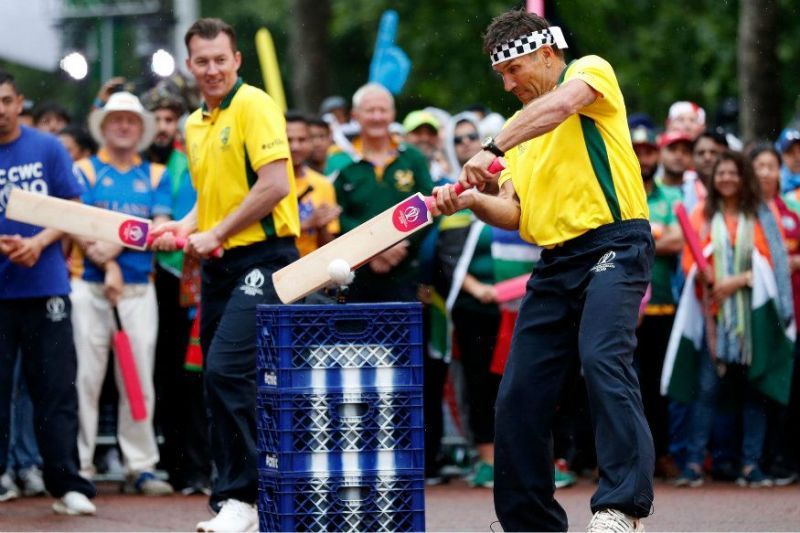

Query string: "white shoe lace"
[[587, 509, 641, 533]]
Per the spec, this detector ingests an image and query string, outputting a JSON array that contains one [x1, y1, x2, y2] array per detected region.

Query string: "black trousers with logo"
[[494, 220, 655, 531], [0, 297, 96, 499], [200, 239, 298, 507]]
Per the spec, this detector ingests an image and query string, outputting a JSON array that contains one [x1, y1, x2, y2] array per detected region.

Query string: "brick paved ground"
[[3, 478, 800, 531]]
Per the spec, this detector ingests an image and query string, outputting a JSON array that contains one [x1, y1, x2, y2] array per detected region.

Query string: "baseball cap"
[[668, 101, 706, 125], [402, 110, 440, 133], [628, 113, 655, 131], [320, 95, 347, 115], [630, 125, 657, 147], [658, 131, 694, 149], [776, 127, 800, 153]]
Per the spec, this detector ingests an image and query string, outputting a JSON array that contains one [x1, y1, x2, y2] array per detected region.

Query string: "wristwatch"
[[481, 136, 505, 157]]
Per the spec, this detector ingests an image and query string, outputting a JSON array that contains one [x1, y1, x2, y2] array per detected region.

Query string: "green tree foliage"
[[2, 0, 799, 132]]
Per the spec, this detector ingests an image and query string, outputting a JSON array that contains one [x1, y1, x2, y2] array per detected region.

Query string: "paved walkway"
[[3, 479, 800, 531]]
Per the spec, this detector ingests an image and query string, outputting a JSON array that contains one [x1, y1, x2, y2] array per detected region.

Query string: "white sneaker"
[[52, 491, 96, 515], [196, 499, 258, 532], [0, 475, 19, 502], [18, 466, 46, 496], [587, 509, 644, 532]]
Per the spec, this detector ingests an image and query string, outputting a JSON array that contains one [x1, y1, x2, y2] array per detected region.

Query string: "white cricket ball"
[[327, 258, 353, 286]]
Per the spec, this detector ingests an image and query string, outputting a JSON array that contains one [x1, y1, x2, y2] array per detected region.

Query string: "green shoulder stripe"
[[244, 146, 276, 237], [579, 115, 621, 222]]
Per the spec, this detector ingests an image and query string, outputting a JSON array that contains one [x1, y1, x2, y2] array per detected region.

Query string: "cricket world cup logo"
[[392, 194, 429, 232], [118, 219, 149, 248]]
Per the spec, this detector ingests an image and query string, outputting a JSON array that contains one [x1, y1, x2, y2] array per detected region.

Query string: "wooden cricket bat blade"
[[272, 192, 434, 303], [5, 188, 151, 250]]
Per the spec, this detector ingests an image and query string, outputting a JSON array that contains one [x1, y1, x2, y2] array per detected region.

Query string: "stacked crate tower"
[[256, 302, 426, 532]]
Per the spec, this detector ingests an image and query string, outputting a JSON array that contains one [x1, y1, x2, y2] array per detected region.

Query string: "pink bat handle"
[[147, 233, 224, 259], [674, 202, 713, 283], [493, 273, 530, 303], [487, 157, 505, 174], [424, 158, 505, 210]]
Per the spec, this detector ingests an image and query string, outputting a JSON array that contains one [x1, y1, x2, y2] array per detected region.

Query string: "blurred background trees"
[[1, 0, 799, 141]]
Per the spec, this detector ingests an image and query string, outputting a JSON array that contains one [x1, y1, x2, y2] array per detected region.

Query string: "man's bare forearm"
[[31, 228, 65, 249], [468, 190, 520, 231], [212, 160, 290, 241], [494, 79, 597, 153]]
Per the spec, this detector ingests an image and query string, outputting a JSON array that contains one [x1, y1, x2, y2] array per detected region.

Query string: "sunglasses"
[[454, 133, 480, 145]]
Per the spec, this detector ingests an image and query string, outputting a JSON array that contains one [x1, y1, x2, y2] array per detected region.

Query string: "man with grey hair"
[[325, 83, 433, 303], [72, 91, 174, 497]]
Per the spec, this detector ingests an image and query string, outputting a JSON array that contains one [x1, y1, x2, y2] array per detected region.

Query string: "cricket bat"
[[493, 274, 530, 303], [272, 158, 506, 303], [674, 201, 718, 358], [5, 188, 222, 257], [112, 306, 147, 421], [674, 201, 713, 283]]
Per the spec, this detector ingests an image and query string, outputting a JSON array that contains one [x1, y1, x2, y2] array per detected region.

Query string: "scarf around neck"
[[711, 211, 753, 365]]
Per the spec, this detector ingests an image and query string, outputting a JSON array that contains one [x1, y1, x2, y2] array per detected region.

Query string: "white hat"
[[88, 91, 157, 152]]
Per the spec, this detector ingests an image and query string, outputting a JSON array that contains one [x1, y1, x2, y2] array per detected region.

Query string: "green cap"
[[403, 110, 440, 133]]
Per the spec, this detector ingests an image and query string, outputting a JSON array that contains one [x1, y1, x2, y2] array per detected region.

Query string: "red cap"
[[658, 131, 694, 149]]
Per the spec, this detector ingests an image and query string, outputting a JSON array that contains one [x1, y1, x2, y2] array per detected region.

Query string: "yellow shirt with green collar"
[[184, 79, 300, 249], [498, 55, 648, 247]]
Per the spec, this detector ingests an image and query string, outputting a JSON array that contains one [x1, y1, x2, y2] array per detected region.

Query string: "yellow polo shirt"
[[295, 167, 340, 257], [185, 79, 300, 249], [498, 55, 648, 247]]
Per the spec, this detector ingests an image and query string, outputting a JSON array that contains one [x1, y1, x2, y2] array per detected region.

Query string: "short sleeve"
[[242, 90, 291, 171], [47, 138, 84, 200], [494, 113, 518, 188], [565, 55, 620, 118], [497, 165, 513, 188], [74, 161, 95, 205]]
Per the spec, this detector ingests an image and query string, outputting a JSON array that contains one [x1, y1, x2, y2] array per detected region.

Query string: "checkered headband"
[[489, 26, 568, 66]]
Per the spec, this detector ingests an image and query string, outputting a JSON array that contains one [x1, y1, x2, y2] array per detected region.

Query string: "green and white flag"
[[661, 251, 796, 405]]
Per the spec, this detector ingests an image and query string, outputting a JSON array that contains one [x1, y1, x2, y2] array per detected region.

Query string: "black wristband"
[[482, 140, 504, 157]]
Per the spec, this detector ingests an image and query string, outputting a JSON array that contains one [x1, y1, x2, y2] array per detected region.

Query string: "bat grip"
[[453, 157, 504, 194], [112, 306, 123, 331], [488, 157, 505, 174], [147, 233, 224, 258], [426, 158, 504, 210]]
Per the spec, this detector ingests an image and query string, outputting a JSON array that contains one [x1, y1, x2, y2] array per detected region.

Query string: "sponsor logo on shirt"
[[240, 268, 265, 296], [220, 126, 231, 146], [45, 297, 67, 322], [0, 163, 50, 211], [262, 138, 286, 151]]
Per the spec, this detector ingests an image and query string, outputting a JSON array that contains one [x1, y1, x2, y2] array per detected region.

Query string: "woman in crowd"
[[675, 151, 792, 488]]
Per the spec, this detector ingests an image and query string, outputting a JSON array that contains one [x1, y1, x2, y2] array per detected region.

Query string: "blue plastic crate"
[[256, 303, 423, 391], [256, 389, 424, 473], [258, 469, 425, 532]]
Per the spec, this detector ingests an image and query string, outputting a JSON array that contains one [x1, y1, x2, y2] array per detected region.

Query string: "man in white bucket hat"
[[71, 91, 175, 496]]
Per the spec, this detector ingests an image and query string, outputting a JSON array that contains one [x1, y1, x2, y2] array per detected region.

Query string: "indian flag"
[[661, 251, 796, 405]]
